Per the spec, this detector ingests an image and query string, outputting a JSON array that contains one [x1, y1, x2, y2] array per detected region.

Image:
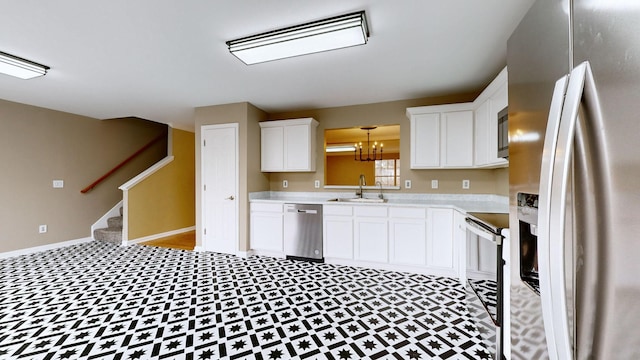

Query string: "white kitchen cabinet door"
[[354, 217, 388, 263], [427, 208, 455, 270], [285, 124, 312, 171], [474, 100, 491, 166], [260, 118, 318, 172], [389, 219, 426, 265], [354, 206, 388, 263], [323, 205, 354, 260], [324, 216, 354, 259], [442, 110, 474, 167], [410, 113, 441, 168], [389, 207, 426, 266], [250, 203, 283, 252], [260, 126, 284, 172]]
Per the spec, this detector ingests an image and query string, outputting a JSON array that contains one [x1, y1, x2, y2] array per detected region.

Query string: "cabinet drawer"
[[324, 205, 353, 216], [251, 202, 283, 213], [354, 206, 387, 218], [389, 207, 426, 219]]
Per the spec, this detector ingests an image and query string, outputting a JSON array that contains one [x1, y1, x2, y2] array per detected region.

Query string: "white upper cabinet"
[[442, 110, 474, 167], [260, 118, 318, 172], [473, 67, 509, 168], [407, 103, 474, 169], [407, 67, 509, 169], [410, 113, 441, 168]]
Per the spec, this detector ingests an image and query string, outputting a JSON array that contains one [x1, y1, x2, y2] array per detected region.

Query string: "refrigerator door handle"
[[538, 74, 569, 360], [545, 61, 601, 360]]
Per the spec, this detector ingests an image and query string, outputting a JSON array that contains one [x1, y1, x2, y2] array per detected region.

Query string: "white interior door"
[[202, 124, 238, 255]]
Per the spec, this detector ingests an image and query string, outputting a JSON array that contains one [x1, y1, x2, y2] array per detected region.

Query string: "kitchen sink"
[[327, 197, 387, 203]]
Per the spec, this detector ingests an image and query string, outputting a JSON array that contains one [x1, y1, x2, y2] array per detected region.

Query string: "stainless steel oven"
[[465, 212, 508, 360]]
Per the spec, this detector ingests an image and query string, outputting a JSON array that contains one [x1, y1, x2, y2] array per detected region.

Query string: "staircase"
[[94, 207, 123, 244]]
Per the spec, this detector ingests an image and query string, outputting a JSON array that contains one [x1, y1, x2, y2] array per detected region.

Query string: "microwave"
[[497, 106, 509, 159]]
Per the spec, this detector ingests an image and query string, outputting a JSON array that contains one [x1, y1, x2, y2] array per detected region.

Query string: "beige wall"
[[0, 99, 167, 252], [194, 102, 269, 252], [127, 128, 195, 240], [267, 94, 509, 195]]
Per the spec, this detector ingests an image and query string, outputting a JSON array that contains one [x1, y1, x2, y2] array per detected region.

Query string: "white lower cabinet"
[[250, 202, 462, 278], [389, 207, 426, 266], [250, 203, 283, 253], [323, 205, 354, 260], [427, 208, 456, 274], [354, 206, 388, 263], [321, 204, 459, 278]]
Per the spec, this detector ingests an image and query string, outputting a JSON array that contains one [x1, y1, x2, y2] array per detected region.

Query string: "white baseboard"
[[126, 226, 196, 245], [0, 237, 94, 259], [192, 247, 249, 259]]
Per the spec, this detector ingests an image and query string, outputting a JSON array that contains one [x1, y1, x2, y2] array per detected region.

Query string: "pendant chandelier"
[[355, 127, 383, 161]]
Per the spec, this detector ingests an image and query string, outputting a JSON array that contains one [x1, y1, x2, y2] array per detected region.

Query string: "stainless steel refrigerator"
[[507, 0, 640, 359]]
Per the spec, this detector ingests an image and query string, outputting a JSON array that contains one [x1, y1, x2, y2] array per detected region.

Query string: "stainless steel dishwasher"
[[284, 203, 323, 262]]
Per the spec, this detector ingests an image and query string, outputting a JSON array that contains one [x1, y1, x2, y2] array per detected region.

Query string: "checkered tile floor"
[[0, 242, 491, 359]]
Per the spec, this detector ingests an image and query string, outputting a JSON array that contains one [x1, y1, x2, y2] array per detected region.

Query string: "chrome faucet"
[[357, 174, 366, 198], [376, 181, 384, 199]]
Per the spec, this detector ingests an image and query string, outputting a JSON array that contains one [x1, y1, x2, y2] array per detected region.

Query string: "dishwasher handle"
[[287, 208, 318, 214]]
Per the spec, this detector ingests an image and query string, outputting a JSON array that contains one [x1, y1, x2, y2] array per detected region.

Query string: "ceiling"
[[0, 1, 535, 131]]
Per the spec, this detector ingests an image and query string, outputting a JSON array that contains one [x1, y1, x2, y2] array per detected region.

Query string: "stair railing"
[[81, 133, 165, 193]]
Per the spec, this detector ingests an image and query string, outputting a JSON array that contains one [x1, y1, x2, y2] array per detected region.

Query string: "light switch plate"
[[283, 180, 288, 188], [53, 180, 64, 188], [462, 179, 470, 189], [314, 180, 320, 188], [404, 180, 411, 189], [431, 180, 438, 189]]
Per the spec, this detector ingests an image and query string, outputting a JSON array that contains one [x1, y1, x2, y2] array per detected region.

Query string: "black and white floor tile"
[[466, 279, 497, 322], [0, 242, 492, 359]]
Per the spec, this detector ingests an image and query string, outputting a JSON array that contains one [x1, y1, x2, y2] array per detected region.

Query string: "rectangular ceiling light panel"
[[0, 51, 49, 79], [326, 145, 357, 153], [227, 11, 369, 65]]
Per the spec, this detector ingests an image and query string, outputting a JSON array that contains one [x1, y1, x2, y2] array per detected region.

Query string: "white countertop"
[[250, 191, 508, 214]]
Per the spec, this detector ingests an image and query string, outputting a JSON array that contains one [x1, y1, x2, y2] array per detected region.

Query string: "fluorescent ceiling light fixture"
[[0, 51, 49, 79], [227, 11, 369, 65], [326, 145, 357, 153]]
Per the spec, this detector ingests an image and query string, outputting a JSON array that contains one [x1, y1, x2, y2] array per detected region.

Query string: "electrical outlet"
[[282, 180, 288, 188], [462, 179, 470, 189], [314, 180, 320, 189], [431, 180, 439, 189], [53, 180, 64, 188], [39, 225, 47, 233], [404, 180, 412, 189]]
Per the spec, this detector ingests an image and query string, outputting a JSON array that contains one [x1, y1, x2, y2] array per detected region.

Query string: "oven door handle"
[[465, 218, 500, 243]]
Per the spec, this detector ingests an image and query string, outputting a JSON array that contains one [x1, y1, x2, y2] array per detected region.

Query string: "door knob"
[[226, 196, 235, 200]]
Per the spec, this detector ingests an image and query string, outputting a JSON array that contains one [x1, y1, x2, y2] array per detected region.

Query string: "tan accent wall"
[[194, 102, 269, 252], [267, 94, 509, 195], [127, 128, 195, 240], [0, 99, 167, 253]]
